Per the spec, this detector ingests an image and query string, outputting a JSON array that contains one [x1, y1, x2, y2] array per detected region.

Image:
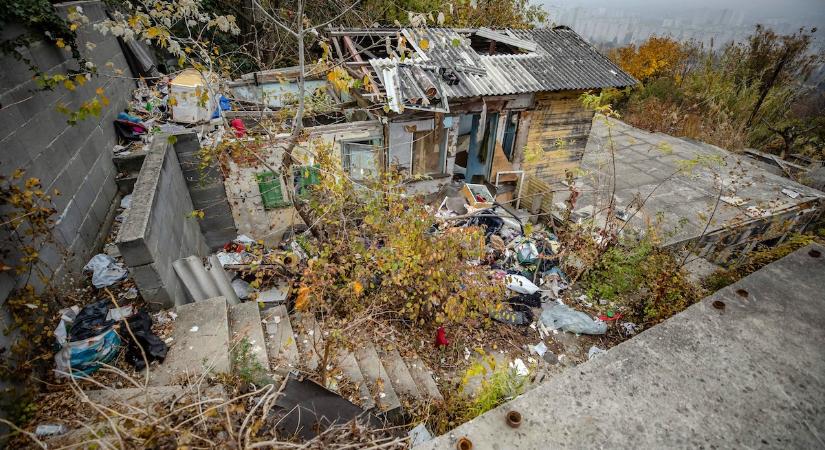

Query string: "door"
[[465, 112, 499, 183]]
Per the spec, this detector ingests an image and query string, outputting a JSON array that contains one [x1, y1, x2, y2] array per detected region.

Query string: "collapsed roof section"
[[327, 26, 638, 113]]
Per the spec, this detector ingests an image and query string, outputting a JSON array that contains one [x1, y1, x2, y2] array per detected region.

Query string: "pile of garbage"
[[53, 195, 169, 378], [113, 69, 239, 156], [432, 187, 609, 337], [54, 298, 168, 377]]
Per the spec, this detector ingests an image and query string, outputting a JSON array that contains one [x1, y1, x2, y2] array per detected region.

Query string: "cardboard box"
[[462, 183, 494, 209]]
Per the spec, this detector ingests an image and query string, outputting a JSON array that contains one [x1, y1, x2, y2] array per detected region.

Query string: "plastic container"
[[170, 69, 218, 123]]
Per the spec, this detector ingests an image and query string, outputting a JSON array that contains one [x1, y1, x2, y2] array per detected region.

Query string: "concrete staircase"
[[113, 149, 148, 194], [148, 295, 271, 385], [260, 308, 444, 416], [99, 293, 441, 420]]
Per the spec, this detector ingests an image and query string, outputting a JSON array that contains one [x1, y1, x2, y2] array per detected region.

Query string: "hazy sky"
[[541, 0, 825, 23]]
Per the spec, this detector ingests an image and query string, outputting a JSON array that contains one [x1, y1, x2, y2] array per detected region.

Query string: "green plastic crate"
[[255, 171, 291, 209]]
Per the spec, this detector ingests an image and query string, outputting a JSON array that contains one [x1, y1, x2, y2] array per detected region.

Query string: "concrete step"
[[85, 386, 183, 408], [335, 350, 375, 410], [229, 301, 270, 372], [293, 313, 323, 372], [405, 355, 444, 402], [378, 347, 422, 401], [261, 305, 299, 375], [116, 173, 138, 194], [354, 344, 401, 413], [113, 150, 148, 173], [149, 296, 231, 386]]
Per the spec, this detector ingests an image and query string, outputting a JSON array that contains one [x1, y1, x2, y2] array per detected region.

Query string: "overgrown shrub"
[[584, 236, 700, 324], [294, 142, 504, 327]]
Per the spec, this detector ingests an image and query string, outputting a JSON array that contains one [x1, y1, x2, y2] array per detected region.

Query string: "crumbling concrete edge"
[[418, 243, 825, 449]]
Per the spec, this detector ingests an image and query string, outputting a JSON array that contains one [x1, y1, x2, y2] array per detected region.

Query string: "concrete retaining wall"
[[0, 1, 133, 362], [173, 133, 237, 249], [116, 137, 209, 309]]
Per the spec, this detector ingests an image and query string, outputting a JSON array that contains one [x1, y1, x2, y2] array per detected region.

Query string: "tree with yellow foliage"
[[611, 36, 688, 83]]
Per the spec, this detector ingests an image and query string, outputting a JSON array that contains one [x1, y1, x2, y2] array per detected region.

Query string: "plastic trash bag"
[[54, 300, 122, 378], [515, 241, 539, 264], [83, 254, 127, 288], [588, 346, 606, 360], [540, 303, 607, 335], [122, 311, 168, 370], [120, 194, 132, 209], [505, 274, 540, 294]]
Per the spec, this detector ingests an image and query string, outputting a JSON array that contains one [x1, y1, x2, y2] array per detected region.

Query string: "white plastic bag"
[[232, 278, 253, 300], [83, 254, 127, 288], [505, 274, 540, 294]]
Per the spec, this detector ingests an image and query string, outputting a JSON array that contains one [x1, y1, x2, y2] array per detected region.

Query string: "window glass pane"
[[343, 141, 377, 179], [502, 111, 519, 161]]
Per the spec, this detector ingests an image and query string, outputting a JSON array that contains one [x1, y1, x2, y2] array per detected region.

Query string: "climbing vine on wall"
[[0, 0, 85, 73], [0, 170, 63, 420]]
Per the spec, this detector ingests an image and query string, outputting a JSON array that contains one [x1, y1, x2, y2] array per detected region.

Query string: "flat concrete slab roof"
[[571, 118, 823, 246], [418, 243, 825, 449]]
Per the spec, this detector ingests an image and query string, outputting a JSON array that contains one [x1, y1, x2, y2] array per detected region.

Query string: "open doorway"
[[453, 113, 499, 183]]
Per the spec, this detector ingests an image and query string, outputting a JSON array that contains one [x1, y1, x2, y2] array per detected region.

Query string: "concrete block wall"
[[173, 133, 237, 249], [116, 137, 209, 309], [0, 2, 133, 353]]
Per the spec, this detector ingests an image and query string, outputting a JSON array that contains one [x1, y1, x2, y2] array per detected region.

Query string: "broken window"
[[293, 165, 320, 197], [502, 111, 520, 162], [342, 139, 381, 179], [255, 171, 291, 210], [411, 129, 444, 175]]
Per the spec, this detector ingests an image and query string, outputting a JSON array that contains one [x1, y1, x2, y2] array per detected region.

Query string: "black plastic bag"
[[121, 311, 167, 370], [508, 292, 542, 308], [69, 299, 116, 342], [469, 215, 504, 238]]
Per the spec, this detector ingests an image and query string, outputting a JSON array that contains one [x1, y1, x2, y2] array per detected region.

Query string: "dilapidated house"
[[222, 26, 636, 242], [326, 26, 636, 191]]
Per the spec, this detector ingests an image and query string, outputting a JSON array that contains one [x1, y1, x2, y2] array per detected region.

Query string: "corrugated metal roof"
[[349, 26, 637, 106]]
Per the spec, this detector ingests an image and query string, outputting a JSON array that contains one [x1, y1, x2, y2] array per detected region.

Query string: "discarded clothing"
[[117, 112, 143, 123], [83, 254, 128, 288], [491, 304, 533, 326], [540, 303, 607, 335], [69, 299, 117, 341], [122, 311, 168, 370], [470, 215, 503, 238], [114, 119, 147, 141]]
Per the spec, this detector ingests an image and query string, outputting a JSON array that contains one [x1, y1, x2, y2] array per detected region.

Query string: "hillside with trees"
[[607, 26, 824, 159]]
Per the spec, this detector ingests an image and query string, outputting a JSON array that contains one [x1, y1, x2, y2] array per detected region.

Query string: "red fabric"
[[598, 313, 623, 322], [435, 326, 450, 347], [230, 118, 246, 137]]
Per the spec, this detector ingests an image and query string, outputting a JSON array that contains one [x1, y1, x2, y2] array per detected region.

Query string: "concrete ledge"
[[116, 136, 209, 309], [117, 138, 167, 267], [419, 244, 825, 449]]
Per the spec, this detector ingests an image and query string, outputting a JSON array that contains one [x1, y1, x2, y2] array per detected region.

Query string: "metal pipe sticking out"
[[411, 65, 438, 99]]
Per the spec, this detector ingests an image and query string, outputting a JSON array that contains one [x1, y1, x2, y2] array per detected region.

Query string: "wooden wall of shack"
[[382, 90, 596, 211], [520, 90, 595, 185]]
